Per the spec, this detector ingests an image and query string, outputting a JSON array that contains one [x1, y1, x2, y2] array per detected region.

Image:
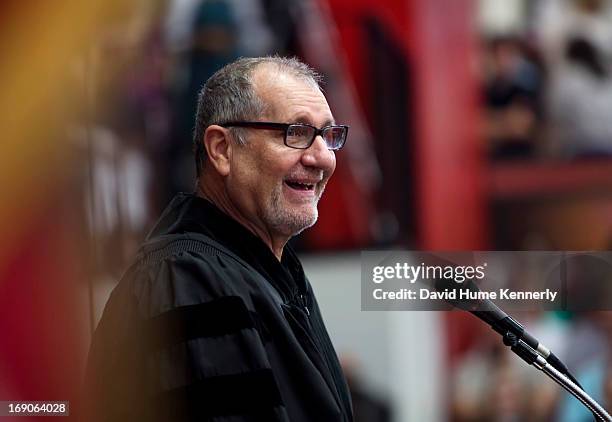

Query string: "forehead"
[[251, 65, 334, 125]]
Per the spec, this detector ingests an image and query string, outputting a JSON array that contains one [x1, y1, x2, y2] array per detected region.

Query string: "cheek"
[[323, 153, 337, 180], [226, 160, 260, 205], [261, 151, 299, 182], [228, 157, 279, 201], [231, 144, 300, 191]]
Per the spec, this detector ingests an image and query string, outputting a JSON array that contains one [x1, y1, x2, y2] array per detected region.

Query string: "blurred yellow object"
[[0, 0, 130, 274]]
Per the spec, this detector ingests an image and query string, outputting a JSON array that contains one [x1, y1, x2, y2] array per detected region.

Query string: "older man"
[[87, 57, 353, 422]]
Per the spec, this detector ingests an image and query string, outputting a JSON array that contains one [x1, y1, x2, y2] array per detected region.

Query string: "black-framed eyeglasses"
[[219, 121, 348, 150]]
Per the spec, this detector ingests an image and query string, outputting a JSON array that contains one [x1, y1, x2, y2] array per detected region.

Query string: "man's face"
[[225, 67, 337, 239]]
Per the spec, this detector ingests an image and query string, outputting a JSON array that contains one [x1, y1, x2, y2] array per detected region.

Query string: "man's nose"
[[301, 135, 336, 170]]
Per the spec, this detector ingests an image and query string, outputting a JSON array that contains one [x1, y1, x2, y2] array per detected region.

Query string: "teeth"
[[286, 181, 314, 190]]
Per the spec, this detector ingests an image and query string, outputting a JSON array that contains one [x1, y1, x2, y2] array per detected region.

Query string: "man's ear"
[[202, 125, 231, 176]]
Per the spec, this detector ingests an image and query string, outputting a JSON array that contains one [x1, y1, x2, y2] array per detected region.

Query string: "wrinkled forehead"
[[251, 65, 334, 125]]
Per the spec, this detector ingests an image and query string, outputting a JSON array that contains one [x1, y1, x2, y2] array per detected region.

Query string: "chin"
[[290, 214, 318, 236], [267, 206, 318, 237]]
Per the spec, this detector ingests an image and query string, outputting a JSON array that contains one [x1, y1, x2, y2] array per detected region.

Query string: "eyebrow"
[[290, 114, 336, 127]]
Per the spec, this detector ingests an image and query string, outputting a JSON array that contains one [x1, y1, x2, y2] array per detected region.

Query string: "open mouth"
[[285, 180, 315, 191]]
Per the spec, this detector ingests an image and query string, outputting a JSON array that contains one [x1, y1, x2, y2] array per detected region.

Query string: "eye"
[[287, 125, 312, 138], [322, 126, 347, 150]]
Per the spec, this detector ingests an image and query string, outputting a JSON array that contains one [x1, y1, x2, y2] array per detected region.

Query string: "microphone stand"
[[503, 332, 612, 422], [424, 256, 611, 420]]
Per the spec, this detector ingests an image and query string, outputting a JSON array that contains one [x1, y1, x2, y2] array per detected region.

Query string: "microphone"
[[433, 276, 571, 380], [424, 259, 608, 421]]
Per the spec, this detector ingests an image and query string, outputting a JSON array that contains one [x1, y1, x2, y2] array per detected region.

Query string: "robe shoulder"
[[87, 236, 289, 421], [111, 235, 282, 318]]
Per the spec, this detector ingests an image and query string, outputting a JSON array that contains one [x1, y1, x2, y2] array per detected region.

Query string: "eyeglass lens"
[[286, 125, 345, 150]]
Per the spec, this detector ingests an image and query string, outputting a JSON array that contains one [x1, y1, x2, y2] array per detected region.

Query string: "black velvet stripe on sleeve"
[[155, 368, 284, 420], [145, 296, 255, 351]]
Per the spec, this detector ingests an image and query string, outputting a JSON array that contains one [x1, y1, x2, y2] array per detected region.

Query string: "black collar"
[[152, 192, 307, 301]]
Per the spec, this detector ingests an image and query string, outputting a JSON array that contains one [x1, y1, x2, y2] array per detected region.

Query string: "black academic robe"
[[86, 193, 353, 422]]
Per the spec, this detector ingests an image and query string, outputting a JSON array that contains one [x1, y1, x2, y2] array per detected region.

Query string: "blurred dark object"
[[169, 0, 241, 197], [341, 357, 391, 422], [483, 36, 543, 161], [260, 0, 299, 53], [566, 37, 608, 79], [364, 16, 414, 246], [350, 385, 392, 422]]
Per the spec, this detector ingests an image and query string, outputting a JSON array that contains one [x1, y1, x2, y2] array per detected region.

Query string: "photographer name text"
[[372, 288, 558, 302]]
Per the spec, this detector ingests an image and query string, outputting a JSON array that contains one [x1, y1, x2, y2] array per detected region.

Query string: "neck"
[[196, 179, 286, 261]]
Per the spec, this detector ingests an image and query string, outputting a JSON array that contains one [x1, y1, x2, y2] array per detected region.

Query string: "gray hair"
[[193, 56, 323, 176]]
